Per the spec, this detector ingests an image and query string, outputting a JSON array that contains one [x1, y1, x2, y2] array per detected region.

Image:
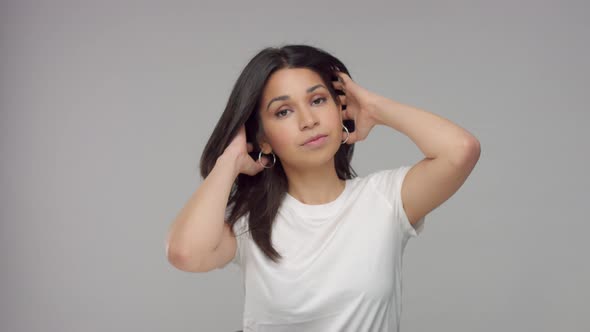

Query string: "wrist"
[[367, 94, 397, 127], [216, 152, 240, 178], [367, 94, 387, 126]]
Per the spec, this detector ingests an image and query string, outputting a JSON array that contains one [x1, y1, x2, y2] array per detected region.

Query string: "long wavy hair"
[[200, 44, 358, 263]]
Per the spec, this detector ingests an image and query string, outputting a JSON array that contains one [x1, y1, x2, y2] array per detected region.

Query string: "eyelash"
[[275, 97, 327, 118]]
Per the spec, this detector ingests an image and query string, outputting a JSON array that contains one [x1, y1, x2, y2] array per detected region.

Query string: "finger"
[[342, 107, 353, 120], [335, 88, 346, 101], [331, 71, 342, 82], [253, 155, 266, 167], [332, 70, 348, 83], [244, 160, 260, 176], [249, 162, 263, 175], [331, 80, 344, 89], [336, 71, 351, 84], [345, 131, 358, 145], [338, 93, 346, 106], [331, 72, 347, 88], [331, 82, 345, 98]]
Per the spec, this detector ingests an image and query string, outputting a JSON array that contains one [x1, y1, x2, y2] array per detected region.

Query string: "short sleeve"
[[368, 165, 426, 240]]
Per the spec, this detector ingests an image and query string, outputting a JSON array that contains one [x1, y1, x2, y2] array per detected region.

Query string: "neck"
[[284, 161, 345, 205]]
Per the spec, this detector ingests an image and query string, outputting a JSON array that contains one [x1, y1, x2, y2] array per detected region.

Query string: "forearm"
[[368, 95, 478, 163], [166, 153, 239, 266]]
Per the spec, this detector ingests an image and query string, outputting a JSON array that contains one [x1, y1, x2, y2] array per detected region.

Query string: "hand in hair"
[[333, 70, 380, 144], [222, 125, 270, 176]]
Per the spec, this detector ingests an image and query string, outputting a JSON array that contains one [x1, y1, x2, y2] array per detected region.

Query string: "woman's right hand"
[[222, 125, 270, 176]]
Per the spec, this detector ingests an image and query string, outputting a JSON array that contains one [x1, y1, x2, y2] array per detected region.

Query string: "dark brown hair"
[[199, 43, 358, 263]]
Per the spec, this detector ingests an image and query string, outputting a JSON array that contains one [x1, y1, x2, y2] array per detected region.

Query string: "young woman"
[[166, 44, 480, 331]]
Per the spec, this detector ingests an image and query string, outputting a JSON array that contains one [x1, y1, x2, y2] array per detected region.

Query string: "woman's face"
[[257, 67, 343, 169]]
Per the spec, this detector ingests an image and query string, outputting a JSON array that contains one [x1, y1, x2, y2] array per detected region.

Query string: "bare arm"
[[166, 153, 239, 270], [368, 95, 480, 225]]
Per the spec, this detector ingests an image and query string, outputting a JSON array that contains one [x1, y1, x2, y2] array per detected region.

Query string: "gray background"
[[1, 0, 588, 331]]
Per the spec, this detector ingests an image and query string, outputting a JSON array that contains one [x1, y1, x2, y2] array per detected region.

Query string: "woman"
[[166, 44, 480, 331]]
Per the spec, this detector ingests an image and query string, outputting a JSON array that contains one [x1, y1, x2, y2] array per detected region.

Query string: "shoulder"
[[365, 166, 412, 192]]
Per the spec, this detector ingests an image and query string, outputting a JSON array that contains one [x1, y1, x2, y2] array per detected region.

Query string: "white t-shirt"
[[226, 165, 426, 332]]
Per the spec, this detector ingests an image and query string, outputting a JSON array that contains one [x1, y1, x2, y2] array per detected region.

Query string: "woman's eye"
[[275, 97, 327, 118], [276, 109, 291, 118], [313, 97, 327, 105]]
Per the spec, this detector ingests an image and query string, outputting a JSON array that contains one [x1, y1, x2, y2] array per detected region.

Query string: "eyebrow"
[[266, 84, 327, 111]]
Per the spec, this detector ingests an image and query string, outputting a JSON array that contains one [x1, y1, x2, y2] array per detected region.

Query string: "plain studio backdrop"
[[1, 0, 588, 331]]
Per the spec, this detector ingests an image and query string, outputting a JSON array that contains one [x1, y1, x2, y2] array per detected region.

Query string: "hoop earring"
[[258, 150, 276, 168], [341, 123, 350, 144]]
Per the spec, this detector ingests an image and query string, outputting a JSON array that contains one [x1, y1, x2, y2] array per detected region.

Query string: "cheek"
[[266, 128, 294, 151], [325, 107, 343, 128]]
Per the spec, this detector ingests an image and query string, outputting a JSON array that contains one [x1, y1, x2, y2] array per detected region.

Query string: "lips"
[[303, 134, 328, 145]]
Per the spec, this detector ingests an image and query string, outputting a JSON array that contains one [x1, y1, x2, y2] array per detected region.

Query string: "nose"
[[299, 107, 319, 130]]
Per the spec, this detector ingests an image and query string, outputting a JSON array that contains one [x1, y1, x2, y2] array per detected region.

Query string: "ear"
[[256, 134, 272, 154], [261, 143, 274, 154]]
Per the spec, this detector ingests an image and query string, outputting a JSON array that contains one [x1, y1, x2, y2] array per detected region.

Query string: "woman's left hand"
[[332, 71, 380, 144]]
